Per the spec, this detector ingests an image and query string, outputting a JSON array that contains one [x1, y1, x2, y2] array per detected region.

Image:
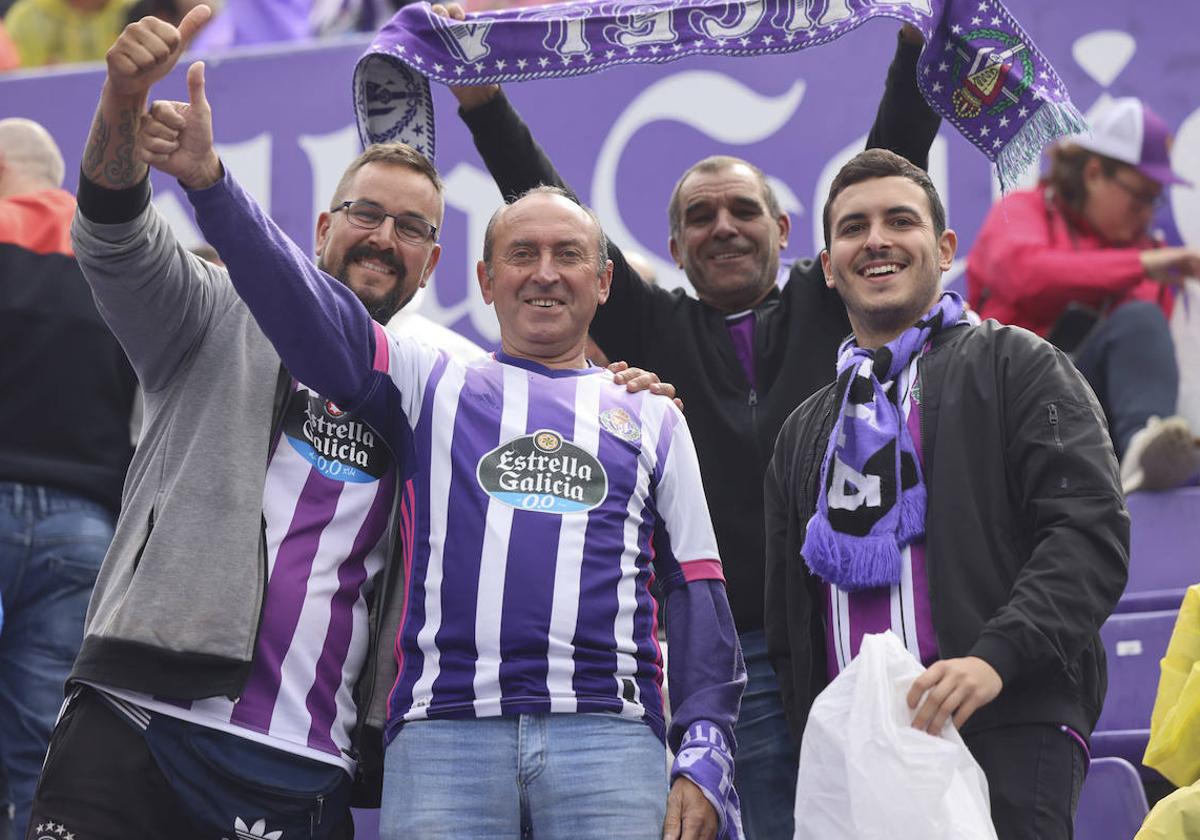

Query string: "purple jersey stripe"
[[304, 465, 397, 752], [427, 363, 505, 714], [496, 377, 576, 712], [387, 354, 449, 727], [570, 388, 643, 704], [906, 379, 939, 665], [232, 469, 343, 732]]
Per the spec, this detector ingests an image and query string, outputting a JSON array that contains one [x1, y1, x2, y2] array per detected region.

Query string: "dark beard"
[[320, 244, 411, 322]]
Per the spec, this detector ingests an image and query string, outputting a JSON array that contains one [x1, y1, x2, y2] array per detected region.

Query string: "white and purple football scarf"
[[354, 0, 1084, 188], [801, 291, 967, 591]]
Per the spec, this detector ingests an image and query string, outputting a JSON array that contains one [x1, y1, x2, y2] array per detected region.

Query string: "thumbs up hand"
[[137, 60, 223, 189], [106, 5, 211, 98]]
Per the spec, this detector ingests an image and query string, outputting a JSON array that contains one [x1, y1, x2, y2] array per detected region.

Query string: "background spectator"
[[4, 0, 134, 67], [967, 97, 1200, 493], [0, 118, 136, 840]]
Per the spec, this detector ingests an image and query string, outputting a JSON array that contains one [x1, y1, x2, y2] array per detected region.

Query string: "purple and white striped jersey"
[[824, 354, 940, 676], [375, 328, 721, 743], [99, 384, 397, 772]]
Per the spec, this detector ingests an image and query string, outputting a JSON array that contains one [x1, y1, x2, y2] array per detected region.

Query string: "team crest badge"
[[950, 32, 1032, 120], [599, 408, 641, 443]]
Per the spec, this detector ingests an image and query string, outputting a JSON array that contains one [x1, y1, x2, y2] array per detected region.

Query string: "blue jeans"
[[734, 629, 799, 840], [1073, 300, 1178, 457], [381, 713, 668, 839], [0, 483, 113, 840]]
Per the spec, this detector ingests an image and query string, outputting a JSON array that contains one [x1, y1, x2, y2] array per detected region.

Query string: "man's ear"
[[938, 228, 958, 271], [776, 212, 791, 251], [420, 244, 442, 288], [596, 259, 614, 305], [476, 259, 494, 305], [820, 249, 834, 289], [668, 236, 682, 268], [314, 211, 332, 259]]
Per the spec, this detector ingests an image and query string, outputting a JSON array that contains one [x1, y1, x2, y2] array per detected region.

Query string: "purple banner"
[[1, 0, 1196, 348]]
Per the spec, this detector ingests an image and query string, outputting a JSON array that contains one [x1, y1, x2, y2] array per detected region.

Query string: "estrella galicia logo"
[[283, 392, 387, 483], [477, 429, 607, 514]]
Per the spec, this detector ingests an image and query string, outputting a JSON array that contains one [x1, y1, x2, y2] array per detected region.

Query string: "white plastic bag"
[[793, 632, 998, 840]]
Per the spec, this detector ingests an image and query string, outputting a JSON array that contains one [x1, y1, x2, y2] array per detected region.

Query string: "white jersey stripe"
[[407, 363, 467, 719], [472, 366, 528, 717], [545, 374, 602, 712]]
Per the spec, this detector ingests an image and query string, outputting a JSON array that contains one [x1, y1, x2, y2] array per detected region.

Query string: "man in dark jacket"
[[449, 9, 940, 835], [764, 148, 1129, 839]]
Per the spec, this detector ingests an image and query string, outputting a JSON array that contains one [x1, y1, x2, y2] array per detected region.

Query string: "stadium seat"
[[1126, 487, 1200, 595], [1074, 756, 1150, 840], [1093, 609, 1178, 780]]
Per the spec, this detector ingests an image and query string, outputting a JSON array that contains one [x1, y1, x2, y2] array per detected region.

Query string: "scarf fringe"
[[996, 99, 1088, 193], [803, 514, 903, 592], [897, 479, 926, 545]]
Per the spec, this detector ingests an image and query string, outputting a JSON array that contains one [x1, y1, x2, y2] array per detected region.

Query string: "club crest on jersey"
[[599, 407, 641, 444], [477, 429, 607, 514]]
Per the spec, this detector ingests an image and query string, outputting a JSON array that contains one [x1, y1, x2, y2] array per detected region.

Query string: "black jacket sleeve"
[[969, 333, 1129, 686], [865, 34, 941, 170]]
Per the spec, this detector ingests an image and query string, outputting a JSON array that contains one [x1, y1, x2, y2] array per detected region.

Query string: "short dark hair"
[[482, 185, 609, 278], [667, 156, 783, 238], [331, 143, 443, 211], [1046, 142, 1125, 215], [822, 149, 946, 250]]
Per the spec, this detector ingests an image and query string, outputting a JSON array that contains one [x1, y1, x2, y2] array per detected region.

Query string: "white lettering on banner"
[[434, 162, 505, 342], [544, 14, 592, 55], [590, 70, 806, 291], [298, 124, 360, 243], [689, 0, 765, 40], [216, 134, 273, 215], [429, 11, 495, 63], [828, 456, 881, 511], [604, 8, 677, 48]]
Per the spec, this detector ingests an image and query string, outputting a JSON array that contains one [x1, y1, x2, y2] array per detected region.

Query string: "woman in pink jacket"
[[968, 97, 1200, 493]]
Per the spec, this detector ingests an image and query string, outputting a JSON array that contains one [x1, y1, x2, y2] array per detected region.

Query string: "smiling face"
[[668, 161, 789, 313], [478, 192, 612, 369], [315, 162, 442, 322], [821, 175, 957, 349]]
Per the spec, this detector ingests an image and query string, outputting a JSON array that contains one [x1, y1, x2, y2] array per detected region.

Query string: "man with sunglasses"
[[25, 8, 670, 838], [968, 97, 1200, 493]]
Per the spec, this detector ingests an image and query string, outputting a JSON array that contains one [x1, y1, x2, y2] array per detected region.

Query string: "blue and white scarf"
[[354, 0, 1085, 188], [802, 291, 967, 591]]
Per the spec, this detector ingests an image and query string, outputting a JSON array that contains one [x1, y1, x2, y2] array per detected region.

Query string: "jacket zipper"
[[1048, 403, 1064, 451]]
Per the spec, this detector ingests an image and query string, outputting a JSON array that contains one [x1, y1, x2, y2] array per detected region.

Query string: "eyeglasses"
[[1106, 174, 1165, 212], [332, 200, 438, 244]]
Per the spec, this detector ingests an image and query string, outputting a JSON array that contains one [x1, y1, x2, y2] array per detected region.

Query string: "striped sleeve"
[[649, 404, 722, 591]]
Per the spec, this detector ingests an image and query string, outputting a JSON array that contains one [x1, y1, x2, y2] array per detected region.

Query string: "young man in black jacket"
[[764, 148, 1129, 839], [447, 10, 939, 836]]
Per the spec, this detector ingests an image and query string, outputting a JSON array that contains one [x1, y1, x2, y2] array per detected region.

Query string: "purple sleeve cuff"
[[664, 578, 745, 747], [671, 720, 745, 840]]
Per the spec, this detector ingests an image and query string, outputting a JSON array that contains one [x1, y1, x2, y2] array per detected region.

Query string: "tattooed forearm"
[[82, 108, 112, 183], [103, 105, 141, 187]]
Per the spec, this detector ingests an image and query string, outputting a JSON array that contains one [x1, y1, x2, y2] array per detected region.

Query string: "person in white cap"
[[967, 96, 1200, 493]]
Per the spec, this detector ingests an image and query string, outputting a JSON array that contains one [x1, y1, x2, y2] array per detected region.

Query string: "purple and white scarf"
[[354, 0, 1084, 188], [801, 291, 967, 592]]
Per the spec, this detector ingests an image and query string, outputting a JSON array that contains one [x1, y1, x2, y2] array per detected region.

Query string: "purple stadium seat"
[[1127, 487, 1200, 595], [353, 808, 380, 840], [1114, 589, 1187, 615], [1093, 609, 1178, 780], [1074, 757, 1149, 840]]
